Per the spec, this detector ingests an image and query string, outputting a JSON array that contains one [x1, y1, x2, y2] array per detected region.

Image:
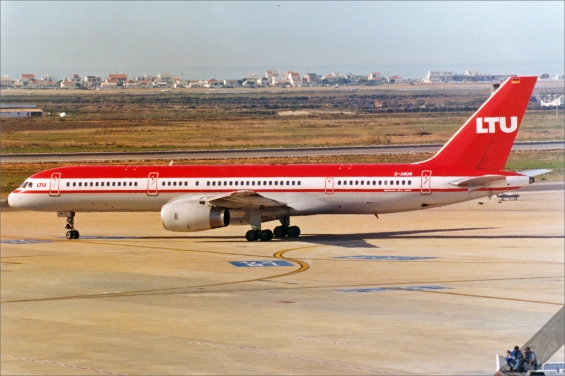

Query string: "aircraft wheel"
[[287, 226, 301, 238], [273, 226, 288, 238], [66, 231, 73, 240], [72, 230, 80, 239], [245, 229, 260, 242], [259, 229, 273, 241]]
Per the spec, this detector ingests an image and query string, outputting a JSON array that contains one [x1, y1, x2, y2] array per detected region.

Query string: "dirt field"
[[2, 84, 563, 154]]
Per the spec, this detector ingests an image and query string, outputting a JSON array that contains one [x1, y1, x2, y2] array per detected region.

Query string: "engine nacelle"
[[161, 200, 230, 232]]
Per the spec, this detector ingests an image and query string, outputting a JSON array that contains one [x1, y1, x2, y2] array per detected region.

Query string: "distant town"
[[2, 69, 564, 90]]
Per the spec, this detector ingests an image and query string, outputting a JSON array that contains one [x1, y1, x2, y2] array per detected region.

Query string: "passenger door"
[[49, 173, 61, 197], [147, 172, 159, 196], [421, 170, 432, 195], [325, 178, 334, 194]]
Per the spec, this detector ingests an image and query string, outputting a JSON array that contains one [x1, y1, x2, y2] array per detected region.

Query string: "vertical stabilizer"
[[422, 76, 537, 170]]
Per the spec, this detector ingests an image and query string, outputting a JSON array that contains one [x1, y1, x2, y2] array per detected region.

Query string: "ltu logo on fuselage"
[[476, 117, 518, 134]]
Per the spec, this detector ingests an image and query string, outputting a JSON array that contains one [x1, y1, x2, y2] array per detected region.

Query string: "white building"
[[223, 79, 239, 88], [1, 104, 43, 118], [157, 72, 174, 85], [344, 73, 358, 84], [1, 77, 15, 88], [287, 71, 301, 86], [67, 74, 81, 83], [423, 71, 454, 83], [60, 81, 77, 89], [369, 72, 382, 81], [40, 74, 57, 82], [83, 76, 102, 88], [18, 74, 35, 83], [123, 80, 140, 89]]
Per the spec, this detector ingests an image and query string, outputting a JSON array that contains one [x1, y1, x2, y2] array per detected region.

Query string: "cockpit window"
[[28, 182, 33, 188], [20, 181, 29, 188]]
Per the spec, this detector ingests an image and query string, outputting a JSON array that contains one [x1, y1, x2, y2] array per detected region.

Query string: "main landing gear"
[[61, 212, 80, 240], [245, 216, 301, 242]]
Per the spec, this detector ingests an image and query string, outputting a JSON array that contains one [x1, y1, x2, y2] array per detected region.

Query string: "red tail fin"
[[422, 76, 537, 170]]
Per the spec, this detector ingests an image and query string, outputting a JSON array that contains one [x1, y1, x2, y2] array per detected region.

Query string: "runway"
[[1, 189, 563, 374], [1, 140, 563, 163]]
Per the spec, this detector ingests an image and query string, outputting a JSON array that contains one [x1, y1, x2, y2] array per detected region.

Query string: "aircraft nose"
[[6, 193, 13, 208]]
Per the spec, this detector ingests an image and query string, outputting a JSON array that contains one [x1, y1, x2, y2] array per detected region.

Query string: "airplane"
[[7, 76, 550, 242]]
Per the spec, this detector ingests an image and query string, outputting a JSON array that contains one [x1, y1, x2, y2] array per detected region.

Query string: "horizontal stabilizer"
[[449, 175, 506, 191], [207, 190, 287, 209], [518, 169, 552, 177]]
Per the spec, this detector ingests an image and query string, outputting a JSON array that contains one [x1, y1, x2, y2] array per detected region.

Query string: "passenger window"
[[196, 181, 199, 186], [384, 181, 387, 185], [402, 180, 405, 185], [234, 181, 238, 186], [269, 181, 272, 186], [355, 181, 358, 185], [408, 181, 411, 185], [101, 182, 104, 186], [96, 182, 99, 187], [79, 182, 82, 187], [292, 181, 295, 185], [229, 181, 233, 186], [212, 182, 216, 186], [173, 182, 176, 186], [361, 181, 364, 185], [257, 181, 261, 186], [118, 182, 121, 186], [275, 181, 278, 186], [112, 182, 116, 186], [298, 181, 301, 186], [67, 182, 70, 187], [390, 180, 393, 185], [252, 181, 255, 186], [396, 180, 399, 185]]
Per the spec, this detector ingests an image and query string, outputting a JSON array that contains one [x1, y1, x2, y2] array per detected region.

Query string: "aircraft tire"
[[259, 229, 273, 241], [72, 230, 80, 239], [287, 226, 300, 238], [273, 226, 287, 238], [245, 229, 259, 242], [66, 231, 73, 240]]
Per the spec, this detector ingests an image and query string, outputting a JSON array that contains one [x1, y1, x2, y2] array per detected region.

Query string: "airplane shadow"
[[81, 227, 563, 249]]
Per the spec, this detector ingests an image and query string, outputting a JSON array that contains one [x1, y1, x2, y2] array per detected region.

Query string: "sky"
[[1, 1, 564, 79]]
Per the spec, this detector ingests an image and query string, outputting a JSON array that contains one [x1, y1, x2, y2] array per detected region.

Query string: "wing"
[[206, 190, 287, 209]]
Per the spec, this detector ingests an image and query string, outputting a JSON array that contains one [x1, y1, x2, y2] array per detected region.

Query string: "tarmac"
[[1, 188, 563, 375]]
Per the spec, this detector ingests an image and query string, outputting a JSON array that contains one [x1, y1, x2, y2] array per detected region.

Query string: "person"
[[506, 346, 524, 372], [523, 347, 537, 370]]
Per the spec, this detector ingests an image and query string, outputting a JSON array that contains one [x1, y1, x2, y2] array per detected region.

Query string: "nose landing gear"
[[59, 212, 79, 240]]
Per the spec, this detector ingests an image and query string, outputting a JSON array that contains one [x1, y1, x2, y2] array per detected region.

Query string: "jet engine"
[[161, 200, 230, 232]]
